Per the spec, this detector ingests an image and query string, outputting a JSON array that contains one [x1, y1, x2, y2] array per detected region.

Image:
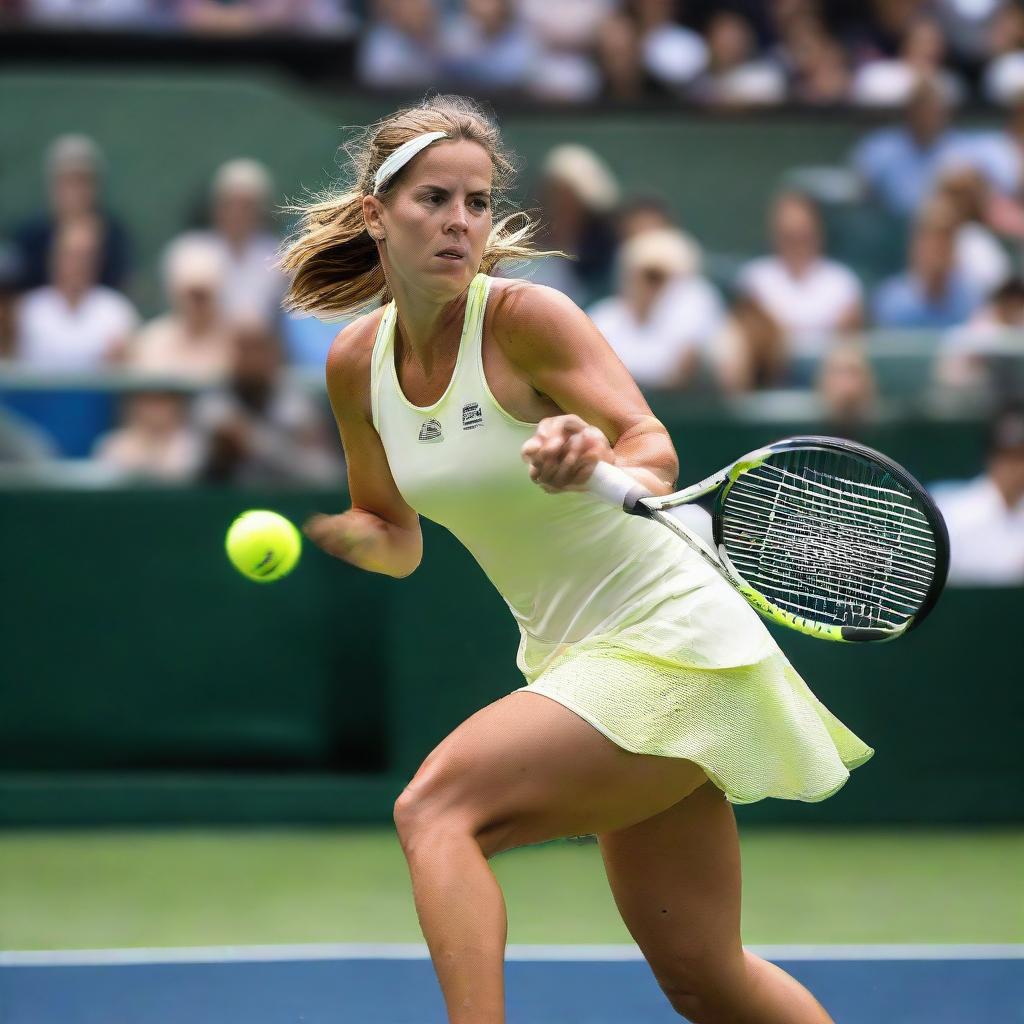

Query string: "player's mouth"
[[434, 248, 466, 261]]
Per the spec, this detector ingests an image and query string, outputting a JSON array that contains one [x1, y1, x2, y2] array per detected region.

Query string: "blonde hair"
[[279, 94, 563, 319]]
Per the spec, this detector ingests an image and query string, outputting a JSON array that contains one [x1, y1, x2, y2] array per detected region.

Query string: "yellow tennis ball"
[[225, 509, 301, 583]]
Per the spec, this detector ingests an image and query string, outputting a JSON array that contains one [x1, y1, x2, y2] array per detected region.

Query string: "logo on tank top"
[[418, 418, 444, 443], [461, 402, 483, 430]]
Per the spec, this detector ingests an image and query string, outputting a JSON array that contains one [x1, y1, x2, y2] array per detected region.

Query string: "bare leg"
[[398, 823, 507, 1024], [599, 780, 835, 1023], [393, 691, 708, 1024]]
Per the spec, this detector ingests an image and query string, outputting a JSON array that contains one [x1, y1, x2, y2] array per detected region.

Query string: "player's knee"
[[393, 780, 475, 854], [656, 956, 740, 1023]]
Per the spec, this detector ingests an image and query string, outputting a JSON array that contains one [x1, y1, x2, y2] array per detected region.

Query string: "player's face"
[[378, 139, 493, 297]]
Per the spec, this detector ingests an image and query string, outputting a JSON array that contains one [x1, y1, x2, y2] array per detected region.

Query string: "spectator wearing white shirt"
[[737, 192, 863, 361], [178, 159, 286, 325], [129, 236, 233, 384], [688, 10, 787, 107], [588, 228, 723, 390], [850, 17, 964, 108], [932, 407, 1024, 586], [14, 218, 138, 370]]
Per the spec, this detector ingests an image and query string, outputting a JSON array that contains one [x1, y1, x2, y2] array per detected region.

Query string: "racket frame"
[[595, 435, 949, 644]]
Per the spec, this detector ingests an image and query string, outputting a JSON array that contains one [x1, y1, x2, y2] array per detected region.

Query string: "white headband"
[[373, 131, 448, 195]]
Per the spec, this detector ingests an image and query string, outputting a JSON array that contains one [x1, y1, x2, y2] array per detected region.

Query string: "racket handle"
[[586, 461, 652, 513]]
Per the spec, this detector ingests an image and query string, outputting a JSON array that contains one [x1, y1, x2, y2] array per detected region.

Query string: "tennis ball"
[[225, 509, 301, 583]]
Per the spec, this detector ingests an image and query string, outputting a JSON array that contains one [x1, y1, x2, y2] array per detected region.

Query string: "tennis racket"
[[587, 435, 949, 643]]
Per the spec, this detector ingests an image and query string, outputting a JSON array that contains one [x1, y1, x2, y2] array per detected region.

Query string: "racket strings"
[[720, 453, 938, 629]]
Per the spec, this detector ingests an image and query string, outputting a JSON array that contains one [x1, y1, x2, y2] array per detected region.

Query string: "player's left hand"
[[521, 414, 614, 493]]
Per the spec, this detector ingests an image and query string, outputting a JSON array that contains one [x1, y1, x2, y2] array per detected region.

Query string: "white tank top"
[[370, 272, 720, 678]]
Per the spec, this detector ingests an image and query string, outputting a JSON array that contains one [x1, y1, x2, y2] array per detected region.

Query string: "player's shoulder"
[[325, 306, 387, 399], [487, 277, 585, 362]]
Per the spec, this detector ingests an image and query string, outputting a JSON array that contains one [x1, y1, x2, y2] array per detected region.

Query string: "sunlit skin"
[[302, 130, 838, 1024], [362, 139, 494, 378]]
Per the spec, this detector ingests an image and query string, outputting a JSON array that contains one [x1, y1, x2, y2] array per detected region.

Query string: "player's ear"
[[362, 195, 386, 242]]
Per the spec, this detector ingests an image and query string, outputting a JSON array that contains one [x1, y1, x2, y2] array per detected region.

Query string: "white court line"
[[1, 944, 1022, 967]]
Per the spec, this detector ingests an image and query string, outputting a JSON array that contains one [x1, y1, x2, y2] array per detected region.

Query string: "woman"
[[280, 94, 871, 1024]]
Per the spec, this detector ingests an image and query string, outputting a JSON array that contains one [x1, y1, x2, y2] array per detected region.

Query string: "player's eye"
[[471, 197, 490, 211]]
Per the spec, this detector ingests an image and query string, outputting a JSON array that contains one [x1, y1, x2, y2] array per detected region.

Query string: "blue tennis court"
[[3, 945, 1021, 1023]]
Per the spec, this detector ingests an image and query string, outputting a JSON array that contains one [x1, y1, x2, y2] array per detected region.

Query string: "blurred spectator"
[[0, 244, 24, 360], [179, 0, 355, 34], [129, 236, 232, 383], [176, 159, 286, 325], [628, 0, 708, 96], [815, 341, 879, 427], [22, 0, 156, 28], [282, 312, 352, 369], [195, 316, 340, 484], [596, 11, 647, 102], [709, 295, 787, 393], [872, 199, 983, 328], [588, 227, 723, 390], [14, 219, 139, 370], [519, 0, 613, 101], [614, 194, 675, 242], [982, 2, 1024, 105], [440, 0, 538, 90], [0, 407, 56, 463], [933, 166, 1012, 297], [937, 276, 1024, 393], [932, 405, 1024, 585], [737, 192, 864, 359], [525, 144, 620, 306], [783, 16, 852, 105], [92, 390, 201, 483], [850, 15, 964, 107], [936, 0, 1010, 65], [357, 0, 442, 89], [851, 77, 968, 217], [11, 135, 131, 292], [688, 10, 786, 106]]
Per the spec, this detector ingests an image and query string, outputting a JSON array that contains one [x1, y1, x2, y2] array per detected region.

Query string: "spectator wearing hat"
[[523, 144, 620, 307], [932, 406, 1024, 586], [588, 227, 723, 391], [872, 198, 982, 329], [194, 316, 340, 485], [176, 158, 286, 324], [737, 192, 863, 360], [11, 134, 132, 292], [14, 218, 139, 370], [128, 236, 232, 383]]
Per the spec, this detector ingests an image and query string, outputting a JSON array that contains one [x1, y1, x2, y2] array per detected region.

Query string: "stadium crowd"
[[9, 0, 1024, 109], [2, 60, 1024, 578]]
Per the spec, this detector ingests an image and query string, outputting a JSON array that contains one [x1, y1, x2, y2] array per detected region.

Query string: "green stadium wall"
[[2, 411, 1020, 826]]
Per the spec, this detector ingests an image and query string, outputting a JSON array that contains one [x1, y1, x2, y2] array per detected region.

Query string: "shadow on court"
[[2, 949, 1020, 1023]]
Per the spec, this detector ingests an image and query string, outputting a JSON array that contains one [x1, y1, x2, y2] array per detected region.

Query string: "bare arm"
[[495, 283, 678, 496], [304, 318, 423, 578]]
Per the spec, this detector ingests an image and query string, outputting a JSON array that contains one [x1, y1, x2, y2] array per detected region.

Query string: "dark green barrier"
[[1, 414, 1019, 825]]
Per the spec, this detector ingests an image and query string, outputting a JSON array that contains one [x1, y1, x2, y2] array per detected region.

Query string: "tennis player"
[[281, 94, 873, 1024]]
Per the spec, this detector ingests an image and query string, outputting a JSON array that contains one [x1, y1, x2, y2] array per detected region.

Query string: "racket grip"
[[586, 461, 652, 513]]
